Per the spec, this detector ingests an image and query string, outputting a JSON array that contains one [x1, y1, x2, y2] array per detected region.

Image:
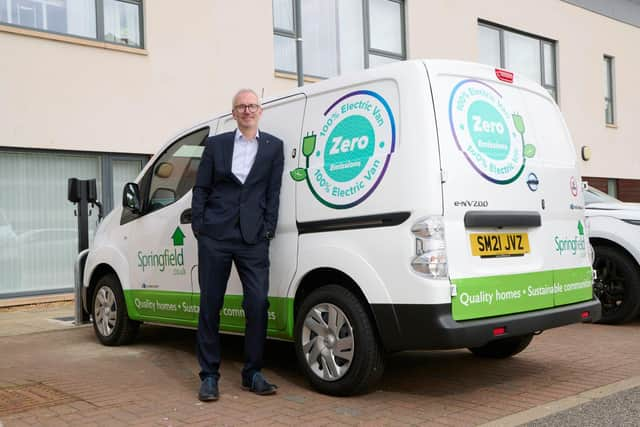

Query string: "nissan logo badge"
[[526, 172, 539, 192]]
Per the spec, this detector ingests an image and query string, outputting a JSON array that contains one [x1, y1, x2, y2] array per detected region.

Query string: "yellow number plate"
[[470, 233, 530, 257]]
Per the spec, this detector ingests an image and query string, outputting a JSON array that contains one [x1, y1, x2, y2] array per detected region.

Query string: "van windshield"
[[584, 186, 621, 205]]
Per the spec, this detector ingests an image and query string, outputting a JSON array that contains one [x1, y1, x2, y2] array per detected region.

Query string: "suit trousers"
[[196, 227, 270, 382]]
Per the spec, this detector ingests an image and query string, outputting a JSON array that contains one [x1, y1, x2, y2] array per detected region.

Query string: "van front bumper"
[[371, 297, 601, 352]]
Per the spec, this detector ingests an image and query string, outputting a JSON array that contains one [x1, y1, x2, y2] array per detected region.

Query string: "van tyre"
[[92, 274, 140, 346], [468, 333, 534, 358], [593, 245, 640, 324], [294, 285, 384, 396]]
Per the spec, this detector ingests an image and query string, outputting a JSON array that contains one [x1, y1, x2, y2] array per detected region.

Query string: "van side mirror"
[[123, 182, 142, 213]]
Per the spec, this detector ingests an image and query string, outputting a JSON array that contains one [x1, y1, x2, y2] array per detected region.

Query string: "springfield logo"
[[138, 248, 184, 272], [136, 226, 186, 274], [290, 90, 396, 209], [554, 221, 586, 255], [449, 79, 536, 184]]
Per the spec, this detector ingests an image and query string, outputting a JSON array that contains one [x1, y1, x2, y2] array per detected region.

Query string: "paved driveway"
[[1, 315, 639, 426]]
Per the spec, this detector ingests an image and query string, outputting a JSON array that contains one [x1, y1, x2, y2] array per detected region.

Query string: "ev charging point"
[[68, 178, 102, 325]]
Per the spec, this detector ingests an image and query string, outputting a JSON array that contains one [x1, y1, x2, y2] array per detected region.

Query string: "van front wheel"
[[294, 285, 384, 396], [92, 274, 139, 346], [592, 244, 640, 324], [468, 333, 534, 358]]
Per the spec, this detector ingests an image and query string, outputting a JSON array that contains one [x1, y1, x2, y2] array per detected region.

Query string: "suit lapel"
[[222, 132, 242, 185]]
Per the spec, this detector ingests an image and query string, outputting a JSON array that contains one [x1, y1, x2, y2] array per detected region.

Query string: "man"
[[191, 89, 284, 401]]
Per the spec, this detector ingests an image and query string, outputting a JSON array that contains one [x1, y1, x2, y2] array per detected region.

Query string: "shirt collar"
[[234, 129, 260, 142]]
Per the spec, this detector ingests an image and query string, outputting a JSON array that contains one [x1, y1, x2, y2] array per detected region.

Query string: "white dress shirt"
[[231, 129, 259, 184]]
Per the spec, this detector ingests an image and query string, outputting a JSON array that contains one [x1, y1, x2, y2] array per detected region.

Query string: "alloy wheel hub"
[[301, 303, 354, 381]]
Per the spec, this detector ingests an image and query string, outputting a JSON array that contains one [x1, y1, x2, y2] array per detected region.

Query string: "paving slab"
[[0, 304, 639, 426], [0, 301, 79, 337]]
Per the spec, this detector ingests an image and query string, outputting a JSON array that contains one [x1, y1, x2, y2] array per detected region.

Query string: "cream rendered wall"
[[406, 0, 640, 180], [1, 0, 638, 180], [0, 0, 290, 155]]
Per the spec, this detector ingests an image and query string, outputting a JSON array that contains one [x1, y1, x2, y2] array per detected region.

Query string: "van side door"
[[121, 126, 211, 325]]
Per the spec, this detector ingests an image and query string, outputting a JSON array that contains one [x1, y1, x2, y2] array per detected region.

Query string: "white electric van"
[[82, 59, 600, 396]]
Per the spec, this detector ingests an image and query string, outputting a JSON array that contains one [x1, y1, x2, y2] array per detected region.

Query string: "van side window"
[[146, 127, 209, 213]]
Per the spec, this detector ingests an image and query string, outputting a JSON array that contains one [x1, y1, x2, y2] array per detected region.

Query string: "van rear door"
[[426, 60, 592, 321]]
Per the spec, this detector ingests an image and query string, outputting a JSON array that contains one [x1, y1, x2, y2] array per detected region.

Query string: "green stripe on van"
[[451, 266, 592, 321], [123, 290, 295, 340]]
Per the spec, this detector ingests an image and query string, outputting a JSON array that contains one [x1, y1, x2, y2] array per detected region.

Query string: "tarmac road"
[[522, 386, 640, 427]]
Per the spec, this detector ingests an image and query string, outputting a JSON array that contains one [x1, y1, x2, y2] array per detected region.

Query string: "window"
[[103, 0, 141, 46], [478, 22, 557, 99], [273, 0, 405, 79], [604, 55, 615, 125], [144, 128, 209, 214], [0, 0, 143, 48], [608, 178, 618, 198], [0, 149, 144, 297], [112, 158, 144, 209]]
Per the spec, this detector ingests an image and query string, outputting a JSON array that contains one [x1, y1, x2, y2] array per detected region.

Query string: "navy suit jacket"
[[191, 130, 284, 244]]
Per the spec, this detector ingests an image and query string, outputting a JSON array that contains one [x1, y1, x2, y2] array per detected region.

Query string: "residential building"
[[1, 0, 638, 299]]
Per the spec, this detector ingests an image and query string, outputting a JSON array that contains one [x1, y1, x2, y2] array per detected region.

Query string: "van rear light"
[[495, 68, 514, 83], [493, 327, 506, 336], [411, 216, 448, 279], [581, 311, 590, 319]]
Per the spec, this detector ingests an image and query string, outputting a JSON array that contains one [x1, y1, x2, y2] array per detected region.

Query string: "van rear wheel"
[[468, 333, 534, 358], [294, 285, 384, 396], [92, 274, 139, 346]]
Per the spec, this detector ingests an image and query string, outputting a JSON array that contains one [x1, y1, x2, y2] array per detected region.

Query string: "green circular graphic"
[[324, 115, 375, 182], [467, 100, 510, 161]]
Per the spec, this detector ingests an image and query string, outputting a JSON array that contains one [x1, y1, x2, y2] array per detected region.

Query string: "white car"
[[585, 186, 640, 324]]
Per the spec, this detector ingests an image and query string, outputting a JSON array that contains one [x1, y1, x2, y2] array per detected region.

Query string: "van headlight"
[[587, 241, 595, 266], [584, 218, 594, 265], [411, 217, 448, 279]]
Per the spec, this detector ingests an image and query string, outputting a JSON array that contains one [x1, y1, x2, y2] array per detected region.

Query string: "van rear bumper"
[[371, 297, 601, 352]]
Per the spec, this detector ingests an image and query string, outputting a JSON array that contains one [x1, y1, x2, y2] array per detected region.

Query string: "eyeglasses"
[[233, 103, 260, 113]]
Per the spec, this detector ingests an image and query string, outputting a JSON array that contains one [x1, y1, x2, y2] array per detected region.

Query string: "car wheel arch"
[[590, 237, 640, 268], [291, 268, 386, 349], [88, 264, 122, 315]]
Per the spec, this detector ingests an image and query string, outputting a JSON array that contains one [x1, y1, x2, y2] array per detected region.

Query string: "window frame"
[[478, 20, 557, 101], [604, 55, 615, 125], [273, 0, 406, 79], [272, 0, 296, 36], [364, 0, 406, 67], [0, 0, 144, 48]]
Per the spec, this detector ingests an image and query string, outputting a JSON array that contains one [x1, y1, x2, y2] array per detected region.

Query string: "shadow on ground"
[[121, 323, 561, 397]]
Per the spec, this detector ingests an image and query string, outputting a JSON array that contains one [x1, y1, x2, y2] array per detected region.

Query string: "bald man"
[[192, 89, 284, 401]]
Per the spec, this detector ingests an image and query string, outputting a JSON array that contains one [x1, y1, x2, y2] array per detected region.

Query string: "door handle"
[[180, 208, 192, 224]]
